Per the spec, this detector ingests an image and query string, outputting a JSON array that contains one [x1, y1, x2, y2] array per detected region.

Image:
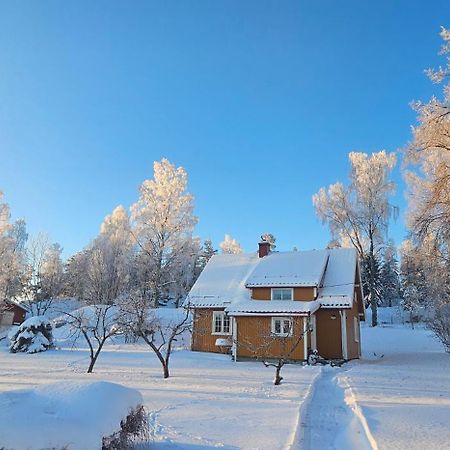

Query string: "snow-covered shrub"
[[428, 304, 450, 353], [102, 405, 149, 450], [9, 316, 54, 354]]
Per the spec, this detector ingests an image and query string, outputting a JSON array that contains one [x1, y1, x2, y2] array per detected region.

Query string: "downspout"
[[303, 317, 308, 361], [232, 317, 237, 362], [339, 310, 348, 359]]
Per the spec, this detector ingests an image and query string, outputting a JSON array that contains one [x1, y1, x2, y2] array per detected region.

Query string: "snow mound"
[[0, 381, 144, 450]]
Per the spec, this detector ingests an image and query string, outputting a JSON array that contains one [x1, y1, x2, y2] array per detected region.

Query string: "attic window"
[[271, 288, 293, 301]]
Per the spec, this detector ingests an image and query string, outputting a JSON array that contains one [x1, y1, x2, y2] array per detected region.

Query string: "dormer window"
[[271, 288, 293, 301]]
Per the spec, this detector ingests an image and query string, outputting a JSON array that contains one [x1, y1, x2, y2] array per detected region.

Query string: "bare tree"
[[237, 317, 310, 385], [121, 295, 191, 378], [64, 304, 123, 373]]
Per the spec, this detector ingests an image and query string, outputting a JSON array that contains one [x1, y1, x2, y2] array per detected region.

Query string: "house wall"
[[251, 287, 316, 301], [345, 292, 361, 359], [315, 308, 342, 359], [235, 316, 306, 361], [2, 304, 26, 326], [191, 308, 228, 354]]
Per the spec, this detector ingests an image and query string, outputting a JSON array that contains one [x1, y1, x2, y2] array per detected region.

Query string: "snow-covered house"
[[186, 241, 365, 361]]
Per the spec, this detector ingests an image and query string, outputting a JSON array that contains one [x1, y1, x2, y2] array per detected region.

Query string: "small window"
[[212, 311, 231, 335], [271, 288, 293, 301], [271, 317, 293, 337], [354, 317, 360, 343]]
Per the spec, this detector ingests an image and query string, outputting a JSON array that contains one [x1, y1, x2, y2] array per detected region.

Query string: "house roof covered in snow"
[[245, 250, 329, 287], [186, 247, 360, 312]]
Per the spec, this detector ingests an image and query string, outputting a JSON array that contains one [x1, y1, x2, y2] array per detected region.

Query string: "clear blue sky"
[[1, 1, 449, 257]]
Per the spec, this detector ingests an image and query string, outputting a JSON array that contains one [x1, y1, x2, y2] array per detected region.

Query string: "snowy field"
[[0, 312, 449, 449]]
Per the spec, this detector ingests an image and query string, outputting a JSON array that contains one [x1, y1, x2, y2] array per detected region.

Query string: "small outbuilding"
[[0, 301, 27, 328]]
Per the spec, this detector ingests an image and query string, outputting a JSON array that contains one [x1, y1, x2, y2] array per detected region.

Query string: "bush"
[[102, 405, 149, 450], [428, 304, 450, 353], [9, 316, 54, 354]]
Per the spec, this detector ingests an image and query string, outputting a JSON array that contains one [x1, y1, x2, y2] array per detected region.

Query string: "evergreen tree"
[[380, 241, 401, 307], [196, 239, 217, 274], [361, 253, 383, 310]]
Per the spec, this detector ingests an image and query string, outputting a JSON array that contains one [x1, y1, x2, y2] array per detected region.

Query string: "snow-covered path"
[[295, 367, 375, 450]]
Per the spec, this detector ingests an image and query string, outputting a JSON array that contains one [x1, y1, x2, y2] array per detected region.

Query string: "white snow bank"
[[0, 381, 143, 450]]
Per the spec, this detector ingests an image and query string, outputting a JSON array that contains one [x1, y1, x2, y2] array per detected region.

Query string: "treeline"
[[0, 159, 219, 316], [312, 28, 450, 348]]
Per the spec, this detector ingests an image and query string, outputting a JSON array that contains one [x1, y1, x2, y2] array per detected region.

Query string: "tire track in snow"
[[291, 367, 377, 450]]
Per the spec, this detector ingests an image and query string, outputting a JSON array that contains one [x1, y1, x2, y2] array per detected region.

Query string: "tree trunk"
[[87, 341, 104, 373], [273, 363, 283, 385], [87, 356, 97, 373], [163, 363, 169, 379], [369, 239, 378, 327]]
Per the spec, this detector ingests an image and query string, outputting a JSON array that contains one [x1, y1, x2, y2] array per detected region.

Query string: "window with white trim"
[[271, 317, 293, 337], [271, 288, 293, 301], [212, 311, 231, 335], [354, 317, 360, 343]]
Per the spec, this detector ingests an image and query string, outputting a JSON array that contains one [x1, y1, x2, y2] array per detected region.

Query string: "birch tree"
[[404, 28, 450, 348], [131, 159, 198, 307], [64, 205, 133, 305], [0, 193, 27, 309], [405, 27, 450, 252], [313, 151, 397, 326]]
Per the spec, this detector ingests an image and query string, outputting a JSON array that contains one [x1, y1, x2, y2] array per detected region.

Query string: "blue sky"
[[1, 1, 449, 257]]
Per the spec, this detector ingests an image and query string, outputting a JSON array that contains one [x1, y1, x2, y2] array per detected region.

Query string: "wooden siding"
[[315, 308, 343, 359], [345, 293, 361, 359], [251, 287, 316, 301], [235, 316, 306, 361], [191, 308, 230, 354], [294, 287, 316, 301], [251, 288, 271, 300]]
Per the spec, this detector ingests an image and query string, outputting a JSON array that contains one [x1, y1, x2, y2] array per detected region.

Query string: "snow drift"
[[0, 381, 144, 450]]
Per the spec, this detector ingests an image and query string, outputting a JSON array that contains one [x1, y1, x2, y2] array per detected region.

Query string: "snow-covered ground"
[[0, 381, 143, 450], [0, 310, 449, 449]]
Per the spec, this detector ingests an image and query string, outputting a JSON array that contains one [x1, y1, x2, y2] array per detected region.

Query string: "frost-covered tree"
[[22, 235, 65, 315], [380, 241, 401, 307], [0, 193, 27, 309], [404, 28, 450, 344], [79, 206, 133, 305], [131, 159, 198, 307], [219, 234, 243, 254], [313, 151, 397, 326], [405, 27, 450, 254], [399, 240, 427, 328]]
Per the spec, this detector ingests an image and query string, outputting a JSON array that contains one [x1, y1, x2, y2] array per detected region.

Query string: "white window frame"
[[271, 288, 294, 301], [353, 316, 360, 343], [271, 317, 293, 337], [212, 311, 231, 335]]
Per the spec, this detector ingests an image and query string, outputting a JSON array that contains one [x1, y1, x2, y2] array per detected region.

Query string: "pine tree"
[[196, 239, 217, 274], [380, 241, 401, 307], [361, 253, 383, 310]]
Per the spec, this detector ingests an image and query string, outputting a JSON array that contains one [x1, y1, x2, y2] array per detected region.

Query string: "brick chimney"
[[258, 240, 271, 258]]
